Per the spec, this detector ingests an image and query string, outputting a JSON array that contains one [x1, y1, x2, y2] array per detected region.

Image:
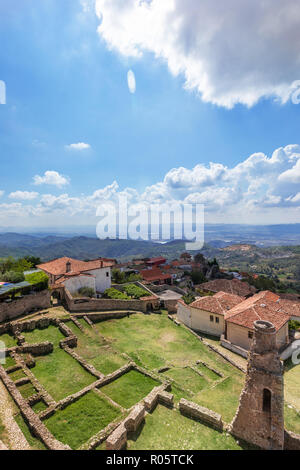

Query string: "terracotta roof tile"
[[200, 279, 257, 297], [38, 257, 113, 276], [190, 291, 244, 316], [225, 291, 290, 330]]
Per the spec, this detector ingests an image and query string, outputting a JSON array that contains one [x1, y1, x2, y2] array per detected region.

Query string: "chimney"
[[66, 261, 71, 273]]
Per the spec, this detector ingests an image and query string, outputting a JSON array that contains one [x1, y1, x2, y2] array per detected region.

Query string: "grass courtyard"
[[127, 404, 248, 450], [1, 309, 300, 449], [45, 390, 123, 449]]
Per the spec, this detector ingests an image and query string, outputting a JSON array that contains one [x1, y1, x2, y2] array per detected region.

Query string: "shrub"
[[25, 272, 49, 291], [77, 287, 95, 298], [122, 284, 151, 299], [3, 271, 25, 283], [103, 288, 131, 300], [182, 293, 196, 305]]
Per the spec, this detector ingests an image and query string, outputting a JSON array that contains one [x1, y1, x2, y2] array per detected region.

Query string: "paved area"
[[0, 380, 30, 450]]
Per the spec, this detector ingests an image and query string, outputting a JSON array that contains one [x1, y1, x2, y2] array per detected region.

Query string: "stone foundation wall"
[[63, 288, 159, 313], [0, 290, 51, 324], [284, 430, 300, 450], [0, 364, 69, 450], [179, 398, 223, 430]]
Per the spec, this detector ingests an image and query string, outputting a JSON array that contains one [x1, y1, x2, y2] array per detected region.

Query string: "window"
[[210, 315, 214, 322], [106, 271, 109, 277], [263, 388, 271, 412], [215, 317, 219, 324], [248, 331, 253, 339]]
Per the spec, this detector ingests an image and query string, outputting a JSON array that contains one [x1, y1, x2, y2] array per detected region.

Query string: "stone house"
[[38, 257, 114, 295], [178, 290, 292, 355], [224, 291, 290, 352], [177, 292, 244, 337]]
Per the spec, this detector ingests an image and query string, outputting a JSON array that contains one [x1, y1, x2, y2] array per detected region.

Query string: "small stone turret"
[[230, 320, 284, 450]]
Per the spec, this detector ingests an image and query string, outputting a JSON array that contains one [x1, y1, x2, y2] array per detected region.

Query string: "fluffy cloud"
[[95, 0, 300, 108], [9, 191, 39, 201], [65, 142, 91, 151], [278, 159, 300, 183], [33, 171, 69, 187], [0, 191, 4, 197], [127, 70, 136, 94], [2, 145, 300, 225]]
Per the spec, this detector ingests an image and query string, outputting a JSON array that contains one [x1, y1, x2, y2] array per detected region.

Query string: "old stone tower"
[[230, 320, 284, 450]]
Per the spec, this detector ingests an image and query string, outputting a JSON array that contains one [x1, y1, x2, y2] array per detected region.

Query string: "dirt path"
[[0, 380, 31, 450]]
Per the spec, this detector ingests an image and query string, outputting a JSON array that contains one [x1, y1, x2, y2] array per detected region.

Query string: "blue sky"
[[0, 0, 300, 228]]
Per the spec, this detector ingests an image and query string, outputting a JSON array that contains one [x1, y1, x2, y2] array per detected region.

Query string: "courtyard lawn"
[[45, 390, 122, 449], [3, 355, 16, 369], [95, 312, 245, 419], [8, 368, 27, 381], [193, 376, 243, 423], [23, 325, 65, 347], [127, 404, 248, 450], [67, 321, 127, 375], [31, 348, 95, 401], [0, 333, 17, 349], [164, 368, 208, 394], [31, 400, 48, 413], [284, 360, 300, 410], [100, 370, 159, 409], [196, 363, 221, 381], [17, 382, 37, 399]]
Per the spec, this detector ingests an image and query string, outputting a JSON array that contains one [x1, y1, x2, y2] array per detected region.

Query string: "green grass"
[[0, 333, 17, 349], [8, 368, 27, 381], [127, 404, 248, 450], [31, 348, 95, 401], [196, 363, 221, 381], [100, 370, 159, 409], [45, 391, 122, 449], [164, 368, 208, 394], [193, 376, 243, 423], [31, 400, 48, 413], [23, 325, 65, 347], [67, 321, 127, 375], [284, 360, 300, 410], [95, 313, 245, 420], [3, 355, 16, 369], [285, 404, 300, 435], [14, 413, 46, 450], [17, 382, 37, 399]]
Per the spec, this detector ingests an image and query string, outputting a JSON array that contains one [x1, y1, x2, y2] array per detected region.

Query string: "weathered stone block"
[[106, 424, 127, 450], [179, 398, 223, 430]]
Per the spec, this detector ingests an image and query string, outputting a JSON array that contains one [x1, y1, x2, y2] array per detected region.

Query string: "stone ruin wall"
[[0, 290, 51, 324]]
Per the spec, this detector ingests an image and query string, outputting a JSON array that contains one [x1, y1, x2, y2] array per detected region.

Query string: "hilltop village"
[[0, 250, 300, 451]]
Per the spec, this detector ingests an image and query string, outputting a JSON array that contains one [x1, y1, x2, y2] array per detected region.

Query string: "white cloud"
[[65, 142, 91, 151], [127, 70, 136, 94], [95, 0, 300, 108], [1, 145, 300, 225], [278, 159, 300, 183], [33, 171, 69, 187], [9, 191, 39, 201], [0, 191, 4, 197]]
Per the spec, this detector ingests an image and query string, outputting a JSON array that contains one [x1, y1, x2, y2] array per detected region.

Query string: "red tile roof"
[[225, 291, 290, 331], [146, 257, 167, 265], [140, 268, 172, 282], [190, 291, 245, 316], [38, 257, 113, 276], [200, 279, 257, 297]]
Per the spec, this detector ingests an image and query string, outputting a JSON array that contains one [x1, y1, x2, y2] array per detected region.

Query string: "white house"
[[38, 257, 114, 295]]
